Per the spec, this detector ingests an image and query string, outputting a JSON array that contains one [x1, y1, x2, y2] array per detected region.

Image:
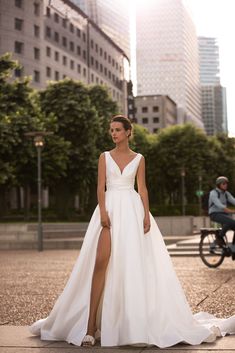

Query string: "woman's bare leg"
[[86, 227, 111, 337]]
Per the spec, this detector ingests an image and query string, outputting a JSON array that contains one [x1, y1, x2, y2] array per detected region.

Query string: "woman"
[[29, 115, 235, 347]]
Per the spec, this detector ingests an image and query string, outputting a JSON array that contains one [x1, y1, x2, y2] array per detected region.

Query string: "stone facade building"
[[134, 95, 177, 133], [0, 0, 129, 113]]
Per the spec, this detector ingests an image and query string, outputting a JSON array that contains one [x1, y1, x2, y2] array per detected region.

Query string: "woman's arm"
[[137, 156, 150, 234], [97, 153, 110, 228]]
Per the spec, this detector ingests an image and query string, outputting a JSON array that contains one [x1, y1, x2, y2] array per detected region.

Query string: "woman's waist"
[[106, 183, 135, 191]]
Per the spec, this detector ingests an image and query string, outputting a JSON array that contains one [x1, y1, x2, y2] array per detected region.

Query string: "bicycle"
[[199, 228, 235, 268]]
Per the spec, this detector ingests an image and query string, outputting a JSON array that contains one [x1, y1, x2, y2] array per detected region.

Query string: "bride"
[[29, 115, 235, 347]]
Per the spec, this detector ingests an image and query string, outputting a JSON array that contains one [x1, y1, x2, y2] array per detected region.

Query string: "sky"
[[131, 0, 235, 135], [185, 0, 235, 136]]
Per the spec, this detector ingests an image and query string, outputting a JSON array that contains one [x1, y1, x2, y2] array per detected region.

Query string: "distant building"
[[0, 0, 130, 113], [198, 36, 228, 135], [71, 0, 131, 59], [201, 85, 228, 135], [136, 0, 203, 128], [134, 95, 177, 133]]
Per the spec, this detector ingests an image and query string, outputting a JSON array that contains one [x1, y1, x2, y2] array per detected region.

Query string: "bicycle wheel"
[[199, 233, 225, 268]]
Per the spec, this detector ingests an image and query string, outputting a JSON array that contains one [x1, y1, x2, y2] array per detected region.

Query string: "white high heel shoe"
[[82, 334, 96, 346]]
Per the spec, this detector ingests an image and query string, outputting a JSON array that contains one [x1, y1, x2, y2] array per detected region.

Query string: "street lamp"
[[198, 175, 202, 216], [181, 168, 186, 216], [25, 131, 53, 251]]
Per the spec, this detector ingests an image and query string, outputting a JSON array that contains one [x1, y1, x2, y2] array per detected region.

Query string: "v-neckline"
[[108, 152, 139, 175]]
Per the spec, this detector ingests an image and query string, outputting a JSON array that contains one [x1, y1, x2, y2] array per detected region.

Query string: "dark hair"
[[110, 115, 132, 137]]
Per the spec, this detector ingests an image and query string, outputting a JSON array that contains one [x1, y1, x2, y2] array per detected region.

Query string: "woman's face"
[[110, 122, 130, 144]]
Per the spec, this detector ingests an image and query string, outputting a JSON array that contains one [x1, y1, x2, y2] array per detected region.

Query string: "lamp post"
[[181, 168, 186, 216], [198, 175, 202, 216], [25, 131, 53, 251]]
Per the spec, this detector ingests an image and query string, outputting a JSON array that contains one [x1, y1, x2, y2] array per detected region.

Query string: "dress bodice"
[[105, 151, 142, 191]]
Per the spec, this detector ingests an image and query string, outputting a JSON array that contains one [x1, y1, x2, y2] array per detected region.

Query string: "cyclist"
[[209, 176, 235, 247]]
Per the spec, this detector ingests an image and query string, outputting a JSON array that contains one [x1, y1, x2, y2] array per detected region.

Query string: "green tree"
[[0, 54, 69, 218], [147, 124, 211, 212], [39, 79, 100, 217]]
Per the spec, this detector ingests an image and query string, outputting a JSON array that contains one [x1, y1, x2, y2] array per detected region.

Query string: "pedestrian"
[[29, 115, 235, 347], [209, 176, 235, 247]]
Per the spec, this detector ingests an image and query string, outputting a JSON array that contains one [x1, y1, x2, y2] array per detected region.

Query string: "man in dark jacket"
[[209, 176, 235, 247]]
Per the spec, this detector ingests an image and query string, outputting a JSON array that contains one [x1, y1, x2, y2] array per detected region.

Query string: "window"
[[15, 18, 23, 31], [112, 59, 115, 67], [104, 51, 107, 60], [34, 70, 40, 82], [70, 23, 74, 33], [76, 28, 81, 37], [116, 62, 118, 70], [15, 0, 23, 8], [63, 56, 67, 66], [104, 67, 107, 76], [142, 117, 148, 124], [70, 41, 74, 51], [100, 48, 103, 56], [100, 63, 103, 73], [46, 46, 51, 57], [54, 31, 59, 42], [34, 25, 40, 37], [91, 39, 94, 48], [34, 2, 40, 16], [46, 26, 51, 38], [153, 117, 159, 123], [14, 41, 24, 54], [54, 51, 59, 61], [95, 44, 98, 53], [153, 128, 159, 133], [108, 70, 111, 79], [62, 18, 67, 28], [77, 46, 81, 55], [153, 106, 159, 112], [54, 13, 59, 23], [91, 73, 94, 82], [34, 47, 40, 60], [46, 7, 50, 17], [62, 36, 67, 47], [108, 55, 111, 63], [77, 64, 81, 73], [83, 50, 86, 60], [90, 56, 94, 65], [55, 71, 59, 81], [83, 32, 86, 42], [96, 77, 99, 84], [70, 60, 74, 70], [142, 107, 148, 113], [83, 68, 86, 77], [95, 60, 98, 69], [46, 67, 51, 78], [15, 67, 23, 77]]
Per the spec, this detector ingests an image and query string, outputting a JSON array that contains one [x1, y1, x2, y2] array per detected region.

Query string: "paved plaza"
[[0, 250, 234, 352]]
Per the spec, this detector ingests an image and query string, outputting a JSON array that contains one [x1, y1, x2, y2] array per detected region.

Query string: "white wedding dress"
[[29, 152, 235, 347]]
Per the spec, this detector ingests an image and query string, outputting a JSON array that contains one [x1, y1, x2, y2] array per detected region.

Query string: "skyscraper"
[[198, 36, 228, 135], [198, 37, 220, 85], [71, 0, 131, 59], [136, 0, 203, 128]]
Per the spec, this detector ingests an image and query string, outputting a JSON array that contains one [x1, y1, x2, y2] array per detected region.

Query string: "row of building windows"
[[46, 7, 120, 71], [45, 46, 121, 85], [136, 106, 160, 113], [138, 117, 160, 124], [15, 0, 40, 15], [45, 25, 121, 72], [14, 17, 40, 37]]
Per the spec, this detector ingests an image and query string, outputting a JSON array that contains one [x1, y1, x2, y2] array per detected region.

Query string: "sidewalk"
[[0, 326, 235, 352], [0, 250, 234, 352]]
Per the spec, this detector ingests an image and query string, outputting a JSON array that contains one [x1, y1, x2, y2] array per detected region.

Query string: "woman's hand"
[[144, 214, 150, 234], [100, 211, 111, 228]]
